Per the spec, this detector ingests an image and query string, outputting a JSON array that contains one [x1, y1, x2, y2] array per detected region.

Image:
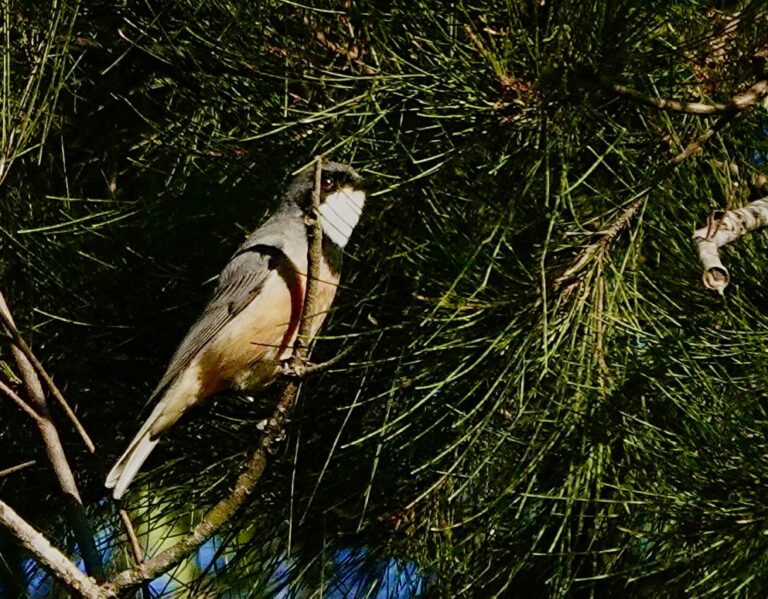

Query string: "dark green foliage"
[[3, 0, 768, 596]]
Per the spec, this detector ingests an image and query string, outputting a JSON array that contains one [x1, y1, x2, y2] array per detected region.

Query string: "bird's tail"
[[106, 372, 201, 499], [105, 406, 162, 500]]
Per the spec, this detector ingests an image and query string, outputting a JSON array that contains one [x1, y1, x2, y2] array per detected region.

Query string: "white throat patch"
[[318, 186, 366, 248]]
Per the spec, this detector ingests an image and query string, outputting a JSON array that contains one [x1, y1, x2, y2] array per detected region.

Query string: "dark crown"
[[285, 161, 363, 207]]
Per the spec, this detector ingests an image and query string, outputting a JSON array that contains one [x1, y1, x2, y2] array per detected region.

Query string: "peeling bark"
[[693, 197, 768, 294]]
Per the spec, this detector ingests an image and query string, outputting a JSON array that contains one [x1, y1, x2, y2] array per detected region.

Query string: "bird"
[[106, 161, 367, 499]]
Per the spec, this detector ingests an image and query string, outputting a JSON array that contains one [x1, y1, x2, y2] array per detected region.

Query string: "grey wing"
[[148, 244, 284, 400]]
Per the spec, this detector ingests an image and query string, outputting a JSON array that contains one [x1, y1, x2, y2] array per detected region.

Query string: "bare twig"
[[104, 417, 281, 592], [302, 343, 357, 376], [613, 78, 768, 116], [102, 157, 328, 595], [0, 460, 36, 478], [0, 305, 95, 453], [118, 508, 144, 566], [0, 377, 45, 425], [693, 197, 768, 294], [117, 508, 152, 599], [729, 78, 768, 110], [0, 292, 103, 579], [0, 499, 106, 599], [612, 84, 728, 115]]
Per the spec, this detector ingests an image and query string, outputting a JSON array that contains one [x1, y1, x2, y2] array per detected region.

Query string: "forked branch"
[[0, 292, 103, 579], [0, 500, 103, 599]]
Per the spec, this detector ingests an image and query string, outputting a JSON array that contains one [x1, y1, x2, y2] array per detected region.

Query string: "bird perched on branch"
[[106, 161, 368, 499]]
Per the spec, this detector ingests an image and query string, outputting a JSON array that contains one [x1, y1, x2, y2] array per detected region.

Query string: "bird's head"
[[287, 161, 369, 248]]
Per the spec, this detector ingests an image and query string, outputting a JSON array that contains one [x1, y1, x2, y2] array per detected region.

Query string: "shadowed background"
[[3, 0, 768, 596]]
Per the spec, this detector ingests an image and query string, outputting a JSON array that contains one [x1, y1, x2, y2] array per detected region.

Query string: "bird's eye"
[[321, 176, 335, 192]]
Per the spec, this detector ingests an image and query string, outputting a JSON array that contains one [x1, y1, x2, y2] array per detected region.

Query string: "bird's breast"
[[195, 256, 340, 395]]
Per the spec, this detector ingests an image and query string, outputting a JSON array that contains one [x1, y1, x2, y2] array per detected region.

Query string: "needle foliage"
[[3, 0, 768, 597]]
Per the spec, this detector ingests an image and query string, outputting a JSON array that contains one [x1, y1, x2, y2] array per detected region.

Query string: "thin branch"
[[0, 304, 95, 453], [0, 292, 103, 579], [0, 460, 36, 478], [117, 508, 152, 599], [302, 343, 357, 376], [118, 508, 144, 566], [693, 196, 768, 294], [103, 420, 281, 592], [613, 78, 768, 116], [612, 84, 728, 114], [0, 377, 45, 425], [102, 156, 328, 595], [0, 499, 106, 599], [731, 79, 768, 111]]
